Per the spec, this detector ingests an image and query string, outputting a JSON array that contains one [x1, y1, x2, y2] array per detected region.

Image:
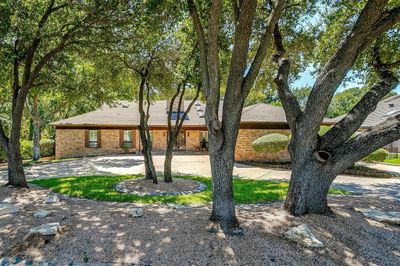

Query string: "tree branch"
[[273, 24, 302, 130], [177, 83, 201, 131], [334, 114, 400, 171], [224, 0, 257, 104], [241, 0, 286, 96], [321, 40, 399, 149], [187, 0, 210, 96], [303, 0, 399, 132], [231, 0, 240, 23], [206, 0, 223, 131]]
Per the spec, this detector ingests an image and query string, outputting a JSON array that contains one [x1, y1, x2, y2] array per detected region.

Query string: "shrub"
[[20, 140, 33, 160], [252, 133, 290, 153], [362, 148, 388, 163], [20, 139, 55, 160], [0, 147, 7, 163], [40, 139, 55, 157]]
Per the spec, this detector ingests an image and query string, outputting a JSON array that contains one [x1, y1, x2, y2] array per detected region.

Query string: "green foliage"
[[384, 158, 400, 165], [362, 148, 389, 163], [20, 140, 33, 160], [40, 139, 55, 157], [319, 126, 331, 136], [30, 175, 348, 205], [0, 147, 6, 163], [20, 139, 55, 160], [252, 133, 290, 153]]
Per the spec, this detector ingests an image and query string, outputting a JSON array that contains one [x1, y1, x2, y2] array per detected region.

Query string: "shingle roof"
[[334, 95, 400, 128], [51, 100, 335, 127]]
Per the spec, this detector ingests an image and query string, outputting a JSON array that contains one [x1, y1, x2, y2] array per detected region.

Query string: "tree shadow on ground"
[[1, 187, 399, 265]]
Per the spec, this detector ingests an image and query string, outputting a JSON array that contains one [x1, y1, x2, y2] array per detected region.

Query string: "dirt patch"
[[116, 178, 206, 196], [1, 187, 400, 265]]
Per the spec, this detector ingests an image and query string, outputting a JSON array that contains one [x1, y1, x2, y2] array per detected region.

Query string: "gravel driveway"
[[1, 153, 399, 201]]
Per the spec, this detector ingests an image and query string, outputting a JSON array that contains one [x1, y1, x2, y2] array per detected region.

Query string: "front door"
[[173, 131, 186, 150]]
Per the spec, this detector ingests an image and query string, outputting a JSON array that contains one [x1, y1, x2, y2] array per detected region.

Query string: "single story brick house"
[[51, 100, 334, 162]]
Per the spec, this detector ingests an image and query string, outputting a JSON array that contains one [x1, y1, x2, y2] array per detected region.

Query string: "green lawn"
[[384, 158, 400, 165], [30, 175, 349, 205]]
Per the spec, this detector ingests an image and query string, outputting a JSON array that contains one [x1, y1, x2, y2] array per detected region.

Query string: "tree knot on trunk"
[[314, 150, 331, 163]]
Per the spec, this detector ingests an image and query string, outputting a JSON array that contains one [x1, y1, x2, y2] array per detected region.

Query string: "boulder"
[[44, 195, 59, 203], [355, 208, 400, 225], [285, 224, 324, 248], [33, 209, 53, 218], [29, 222, 61, 236], [128, 208, 143, 218], [0, 203, 19, 216]]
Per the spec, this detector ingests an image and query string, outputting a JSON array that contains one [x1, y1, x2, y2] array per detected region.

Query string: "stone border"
[[115, 178, 207, 196]]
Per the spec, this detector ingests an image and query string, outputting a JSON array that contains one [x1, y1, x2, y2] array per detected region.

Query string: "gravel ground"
[[1, 187, 399, 265]]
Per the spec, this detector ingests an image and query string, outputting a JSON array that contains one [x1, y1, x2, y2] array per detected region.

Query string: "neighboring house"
[[51, 100, 334, 162], [335, 95, 400, 152]]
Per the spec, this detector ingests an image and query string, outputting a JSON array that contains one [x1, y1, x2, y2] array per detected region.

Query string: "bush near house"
[[21, 139, 55, 160], [362, 148, 388, 163], [252, 133, 290, 153]]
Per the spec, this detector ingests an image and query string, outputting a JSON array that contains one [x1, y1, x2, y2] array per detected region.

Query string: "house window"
[[89, 130, 98, 148], [123, 130, 132, 148]]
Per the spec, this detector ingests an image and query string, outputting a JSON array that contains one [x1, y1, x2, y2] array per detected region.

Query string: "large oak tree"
[[187, 0, 286, 234], [274, 0, 400, 215], [0, 0, 128, 187]]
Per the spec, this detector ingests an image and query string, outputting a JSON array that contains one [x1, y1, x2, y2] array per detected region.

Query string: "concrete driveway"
[[1, 153, 399, 201]]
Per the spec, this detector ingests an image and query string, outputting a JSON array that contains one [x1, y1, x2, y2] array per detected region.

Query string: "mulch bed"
[[116, 178, 206, 196]]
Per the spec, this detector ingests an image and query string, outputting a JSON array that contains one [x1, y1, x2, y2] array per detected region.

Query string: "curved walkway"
[[1, 154, 399, 201]]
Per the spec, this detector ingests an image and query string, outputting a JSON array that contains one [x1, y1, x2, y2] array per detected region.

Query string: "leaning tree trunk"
[[32, 120, 41, 161], [7, 138, 27, 188], [163, 131, 175, 183], [138, 126, 157, 182]]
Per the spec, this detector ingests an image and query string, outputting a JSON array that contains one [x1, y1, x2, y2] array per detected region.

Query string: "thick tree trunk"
[[7, 139, 27, 188], [284, 156, 335, 215], [163, 131, 175, 183], [32, 120, 40, 161], [208, 130, 242, 235]]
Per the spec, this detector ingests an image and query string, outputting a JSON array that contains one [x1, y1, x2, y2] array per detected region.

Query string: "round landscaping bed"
[[115, 178, 206, 196]]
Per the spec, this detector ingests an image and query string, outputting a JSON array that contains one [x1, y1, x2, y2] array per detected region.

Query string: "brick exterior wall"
[[55, 129, 140, 159], [151, 130, 167, 150], [234, 129, 291, 162], [186, 130, 201, 151], [55, 128, 291, 162]]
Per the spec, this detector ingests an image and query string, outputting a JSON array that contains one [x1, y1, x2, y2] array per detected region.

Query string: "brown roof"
[[334, 95, 400, 128], [51, 100, 335, 128]]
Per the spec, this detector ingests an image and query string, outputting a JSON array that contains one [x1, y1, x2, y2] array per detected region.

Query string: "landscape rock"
[[355, 208, 400, 225], [167, 204, 190, 210], [0, 203, 19, 216], [285, 224, 324, 248], [44, 195, 59, 203], [128, 208, 143, 218], [29, 223, 61, 236], [33, 209, 53, 218]]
